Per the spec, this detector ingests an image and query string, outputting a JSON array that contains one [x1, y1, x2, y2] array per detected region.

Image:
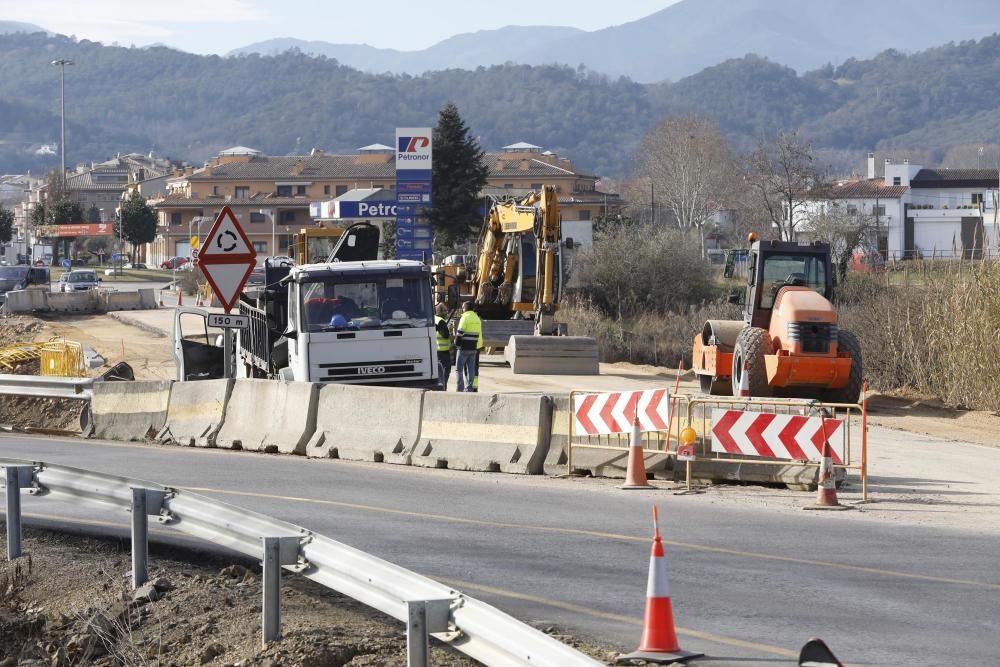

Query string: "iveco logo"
[[358, 366, 385, 375]]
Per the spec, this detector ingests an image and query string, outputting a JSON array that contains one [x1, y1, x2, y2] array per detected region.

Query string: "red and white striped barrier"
[[710, 408, 845, 463], [573, 389, 671, 435]]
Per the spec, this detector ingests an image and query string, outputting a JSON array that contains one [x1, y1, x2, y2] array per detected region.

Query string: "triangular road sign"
[[197, 206, 257, 312], [201, 262, 256, 312], [199, 206, 255, 259]]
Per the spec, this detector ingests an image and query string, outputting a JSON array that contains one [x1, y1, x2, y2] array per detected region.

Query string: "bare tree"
[[746, 132, 819, 240], [800, 198, 878, 279], [635, 115, 739, 256]]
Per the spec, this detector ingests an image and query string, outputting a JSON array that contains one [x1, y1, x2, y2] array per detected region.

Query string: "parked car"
[[59, 269, 101, 292], [851, 250, 887, 273], [123, 262, 148, 270], [0, 266, 49, 294], [160, 257, 190, 270]]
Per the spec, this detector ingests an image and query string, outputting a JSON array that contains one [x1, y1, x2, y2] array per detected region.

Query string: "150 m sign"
[[207, 313, 250, 330]]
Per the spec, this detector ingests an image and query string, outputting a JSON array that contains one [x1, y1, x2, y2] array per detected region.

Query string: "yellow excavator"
[[438, 185, 598, 374]]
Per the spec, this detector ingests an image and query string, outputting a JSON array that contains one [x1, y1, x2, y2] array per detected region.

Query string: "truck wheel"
[[822, 329, 863, 404], [732, 327, 773, 397]]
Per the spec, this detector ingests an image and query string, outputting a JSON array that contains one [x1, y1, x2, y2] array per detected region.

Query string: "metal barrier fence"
[[1, 458, 600, 667], [566, 388, 686, 474], [39, 339, 85, 377], [683, 394, 869, 500]]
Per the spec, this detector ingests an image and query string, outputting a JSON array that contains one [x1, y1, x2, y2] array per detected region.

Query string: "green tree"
[[431, 103, 489, 247], [31, 191, 83, 263], [117, 190, 157, 262], [86, 236, 112, 264], [0, 205, 14, 245]]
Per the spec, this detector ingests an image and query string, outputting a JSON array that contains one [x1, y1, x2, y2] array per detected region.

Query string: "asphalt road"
[[1, 434, 997, 666]]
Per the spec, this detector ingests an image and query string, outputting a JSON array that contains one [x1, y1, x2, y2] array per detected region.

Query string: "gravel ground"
[[0, 528, 617, 666]]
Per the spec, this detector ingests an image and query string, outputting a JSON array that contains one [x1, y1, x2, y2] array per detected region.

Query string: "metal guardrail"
[[0, 373, 94, 400], [1, 458, 601, 667]]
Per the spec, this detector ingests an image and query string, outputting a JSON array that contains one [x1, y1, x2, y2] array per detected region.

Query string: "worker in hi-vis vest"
[[434, 303, 452, 390], [455, 301, 483, 392]]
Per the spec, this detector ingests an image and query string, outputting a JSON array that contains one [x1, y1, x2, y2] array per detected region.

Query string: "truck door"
[[172, 307, 225, 381], [326, 223, 381, 263]]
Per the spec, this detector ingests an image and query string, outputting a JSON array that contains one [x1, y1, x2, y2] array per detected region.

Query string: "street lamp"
[[50, 59, 74, 183]]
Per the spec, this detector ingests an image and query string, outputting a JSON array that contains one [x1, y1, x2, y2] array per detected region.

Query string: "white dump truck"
[[173, 223, 441, 388]]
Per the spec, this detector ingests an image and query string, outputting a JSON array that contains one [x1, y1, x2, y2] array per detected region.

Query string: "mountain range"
[[3, 27, 1000, 178], [229, 0, 1000, 83]]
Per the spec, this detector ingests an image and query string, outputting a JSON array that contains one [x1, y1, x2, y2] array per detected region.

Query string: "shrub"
[[837, 262, 1000, 410], [573, 221, 718, 319]]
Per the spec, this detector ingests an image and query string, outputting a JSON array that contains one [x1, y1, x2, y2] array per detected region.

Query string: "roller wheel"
[[732, 327, 774, 397], [822, 329, 863, 404], [699, 373, 728, 396]]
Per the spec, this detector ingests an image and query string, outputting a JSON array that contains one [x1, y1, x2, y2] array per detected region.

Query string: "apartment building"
[[149, 142, 621, 263]]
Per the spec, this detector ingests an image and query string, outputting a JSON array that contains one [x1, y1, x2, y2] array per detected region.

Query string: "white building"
[[801, 153, 999, 259]]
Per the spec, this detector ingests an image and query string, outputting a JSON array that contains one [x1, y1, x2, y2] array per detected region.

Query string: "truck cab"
[[272, 260, 439, 386], [174, 222, 440, 389]]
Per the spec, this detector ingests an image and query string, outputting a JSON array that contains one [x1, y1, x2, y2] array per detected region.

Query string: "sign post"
[[197, 206, 257, 313], [395, 128, 433, 262]]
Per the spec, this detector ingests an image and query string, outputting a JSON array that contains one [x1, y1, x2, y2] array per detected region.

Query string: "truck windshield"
[[760, 254, 827, 309], [300, 274, 433, 332]]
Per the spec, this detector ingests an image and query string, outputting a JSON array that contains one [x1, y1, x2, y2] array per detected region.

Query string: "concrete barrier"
[[215, 379, 319, 454], [47, 291, 100, 313], [543, 394, 674, 479], [137, 289, 157, 308], [411, 392, 552, 474], [159, 378, 232, 447], [306, 384, 425, 463], [89, 380, 172, 441], [3, 289, 49, 313]]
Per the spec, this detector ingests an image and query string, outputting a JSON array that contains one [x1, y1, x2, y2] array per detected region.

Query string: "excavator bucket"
[[504, 335, 599, 375]]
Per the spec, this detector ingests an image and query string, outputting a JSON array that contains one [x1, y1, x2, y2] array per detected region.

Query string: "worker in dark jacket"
[[434, 303, 452, 389], [454, 301, 482, 392]]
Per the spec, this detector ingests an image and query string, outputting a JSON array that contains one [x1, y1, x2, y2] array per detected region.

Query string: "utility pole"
[[650, 182, 655, 225], [50, 59, 74, 184]]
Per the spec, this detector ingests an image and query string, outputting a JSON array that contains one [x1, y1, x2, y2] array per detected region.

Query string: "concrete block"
[[89, 380, 172, 441], [216, 379, 319, 454], [47, 291, 99, 313], [104, 291, 144, 311], [137, 289, 157, 308], [2, 289, 48, 313], [306, 384, 425, 463], [542, 394, 673, 478], [504, 336, 599, 375], [675, 455, 845, 489], [412, 392, 552, 474], [160, 378, 232, 447]]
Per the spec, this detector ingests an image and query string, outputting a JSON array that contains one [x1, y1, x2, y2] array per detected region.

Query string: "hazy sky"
[[1, 0, 682, 54]]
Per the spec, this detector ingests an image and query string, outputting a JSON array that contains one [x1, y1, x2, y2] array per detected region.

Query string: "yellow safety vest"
[[434, 316, 450, 352], [456, 311, 483, 351]]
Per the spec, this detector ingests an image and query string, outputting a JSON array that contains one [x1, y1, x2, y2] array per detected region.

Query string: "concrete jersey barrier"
[[88, 380, 172, 441], [306, 384, 425, 464], [215, 379, 319, 454], [412, 392, 552, 474], [159, 378, 233, 447]]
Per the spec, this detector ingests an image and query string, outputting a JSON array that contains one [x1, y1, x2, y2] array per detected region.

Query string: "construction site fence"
[[39, 340, 86, 377], [565, 390, 869, 500], [565, 390, 686, 474], [683, 395, 869, 500]]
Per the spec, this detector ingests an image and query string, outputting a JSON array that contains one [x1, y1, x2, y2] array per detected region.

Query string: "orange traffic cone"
[[158, 290, 165, 307], [620, 418, 653, 490], [175, 288, 183, 307], [737, 360, 751, 397], [617, 507, 703, 664], [805, 414, 849, 511]]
